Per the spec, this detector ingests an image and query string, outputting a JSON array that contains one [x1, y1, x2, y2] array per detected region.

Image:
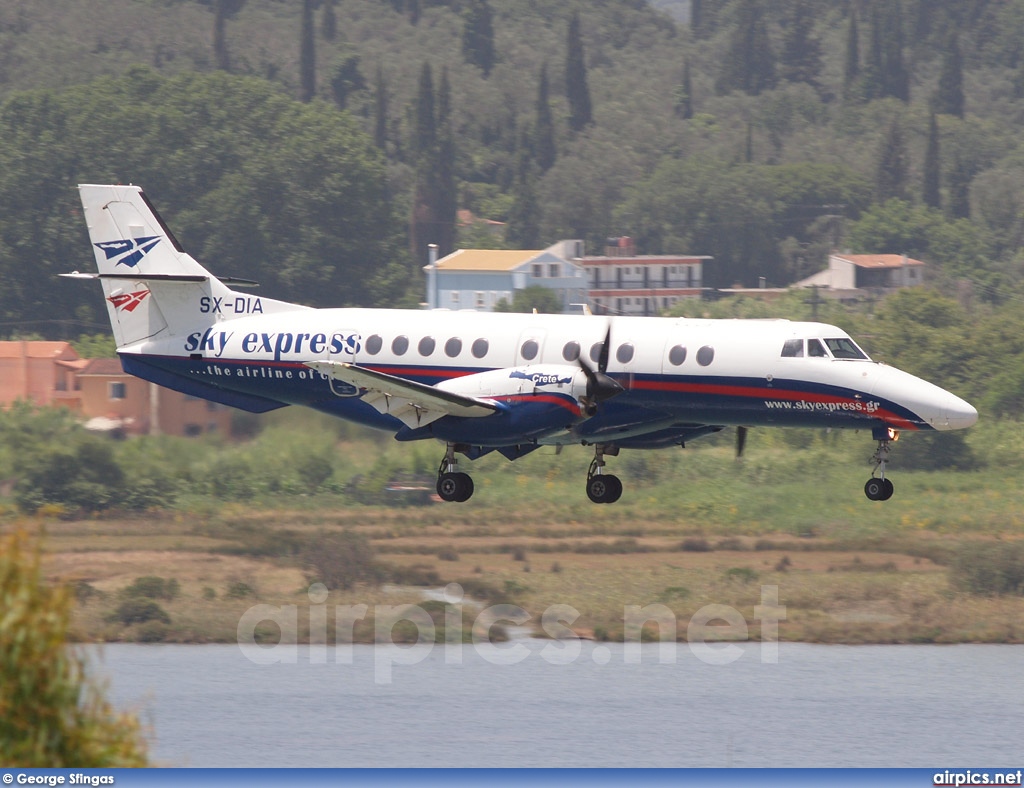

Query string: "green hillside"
[[2, 0, 1024, 326]]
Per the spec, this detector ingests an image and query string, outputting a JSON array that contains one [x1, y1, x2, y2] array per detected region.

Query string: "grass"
[[3, 416, 1024, 645]]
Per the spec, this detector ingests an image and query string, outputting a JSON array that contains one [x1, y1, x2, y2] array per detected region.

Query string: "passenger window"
[[589, 342, 605, 363], [696, 345, 715, 366], [825, 337, 868, 359], [521, 339, 539, 361], [616, 343, 635, 364], [418, 336, 436, 356], [668, 345, 686, 366], [471, 338, 489, 359], [392, 336, 409, 356], [444, 337, 462, 358], [808, 339, 828, 357], [781, 339, 804, 358], [366, 334, 383, 355], [563, 341, 581, 362]]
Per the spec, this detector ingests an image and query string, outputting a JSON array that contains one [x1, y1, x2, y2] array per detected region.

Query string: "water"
[[91, 642, 1024, 767]]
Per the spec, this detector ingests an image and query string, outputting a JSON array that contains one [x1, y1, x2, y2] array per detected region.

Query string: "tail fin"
[[77, 184, 305, 349]]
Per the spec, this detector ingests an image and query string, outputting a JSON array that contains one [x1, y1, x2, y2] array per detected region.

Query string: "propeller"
[[578, 324, 624, 414], [736, 426, 748, 459]]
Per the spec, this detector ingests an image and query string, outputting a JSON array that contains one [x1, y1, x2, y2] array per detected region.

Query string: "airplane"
[[65, 184, 978, 504]]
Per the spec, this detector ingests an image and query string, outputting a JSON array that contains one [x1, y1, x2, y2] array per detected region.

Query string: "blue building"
[[425, 241, 587, 313]]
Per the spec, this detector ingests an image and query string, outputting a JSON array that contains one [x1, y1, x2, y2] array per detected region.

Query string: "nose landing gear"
[[436, 443, 474, 502], [865, 431, 896, 501]]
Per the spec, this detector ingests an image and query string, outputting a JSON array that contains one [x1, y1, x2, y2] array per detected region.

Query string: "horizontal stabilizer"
[[306, 361, 498, 429], [61, 272, 258, 286]]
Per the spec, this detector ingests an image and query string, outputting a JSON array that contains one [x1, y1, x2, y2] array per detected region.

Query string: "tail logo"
[[108, 289, 151, 313], [95, 236, 161, 268]]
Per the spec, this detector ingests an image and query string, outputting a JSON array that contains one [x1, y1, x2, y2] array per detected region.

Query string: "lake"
[[91, 641, 1024, 767]]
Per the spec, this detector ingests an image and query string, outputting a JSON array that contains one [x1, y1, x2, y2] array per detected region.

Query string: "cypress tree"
[[436, 67, 457, 258], [690, 0, 704, 38], [779, 0, 822, 88], [374, 64, 388, 151], [213, 0, 245, 72], [414, 62, 436, 156], [923, 112, 941, 209], [875, 117, 909, 203], [461, 0, 496, 78], [880, 1, 910, 102], [299, 0, 316, 102], [843, 7, 860, 97], [507, 133, 541, 249], [535, 63, 557, 172], [948, 148, 971, 219], [715, 0, 776, 96], [934, 32, 965, 118], [861, 3, 884, 101], [674, 57, 693, 119], [322, 0, 337, 42], [565, 11, 593, 132]]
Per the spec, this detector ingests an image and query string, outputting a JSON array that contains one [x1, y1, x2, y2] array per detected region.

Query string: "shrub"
[[437, 547, 460, 561], [225, 581, 255, 599], [302, 530, 381, 590], [0, 530, 148, 765], [110, 599, 171, 626], [951, 542, 1024, 596], [120, 576, 179, 601], [680, 537, 712, 552], [724, 567, 759, 583], [136, 622, 170, 643]]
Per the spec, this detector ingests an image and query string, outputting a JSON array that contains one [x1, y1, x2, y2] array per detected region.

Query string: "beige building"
[[0, 341, 233, 437], [794, 253, 926, 297]]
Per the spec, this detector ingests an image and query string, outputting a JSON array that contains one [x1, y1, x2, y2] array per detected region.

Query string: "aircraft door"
[[515, 328, 547, 365], [326, 328, 362, 397]]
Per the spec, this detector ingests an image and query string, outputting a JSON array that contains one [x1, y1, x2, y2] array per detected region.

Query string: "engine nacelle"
[[395, 365, 590, 445]]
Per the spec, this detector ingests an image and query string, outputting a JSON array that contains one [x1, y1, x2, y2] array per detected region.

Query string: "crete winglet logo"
[[95, 236, 160, 268], [108, 290, 151, 313]]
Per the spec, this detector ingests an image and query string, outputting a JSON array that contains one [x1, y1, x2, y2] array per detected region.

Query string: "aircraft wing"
[[305, 361, 499, 429]]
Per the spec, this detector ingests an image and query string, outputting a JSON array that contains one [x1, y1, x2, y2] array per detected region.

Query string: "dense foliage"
[[0, 530, 149, 766]]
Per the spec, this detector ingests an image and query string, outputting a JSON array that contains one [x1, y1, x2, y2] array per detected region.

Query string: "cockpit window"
[[807, 339, 828, 357], [781, 339, 804, 358], [825, 337, 869, 360]]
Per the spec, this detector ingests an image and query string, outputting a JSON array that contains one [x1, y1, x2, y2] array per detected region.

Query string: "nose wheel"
[[437, 445, 474, 502], [865, 436, 895, 501], [586, 445, 622, 504]]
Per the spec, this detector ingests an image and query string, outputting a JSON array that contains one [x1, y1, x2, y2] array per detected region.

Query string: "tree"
[[534, 63, 556, 172], [212, 0, 245, 72], [948, 148, 971, 219], [507, 134, 541, 249], [843, 7, 861, 98], [299, 0, 316, 102], [409, 63, 455, 264], [715, 0, 776, 96], [565, 11, 593, 132], [1, 530, 149, 766], [923, 112, 941, 209], [494, 285, 562, 314], [329, 54, 366, 110], [674, 57, 693, 119], [934, 32, 965, 118], [322, 0, 337, 41], [373, 64, 388, 151], [867, 0, 910, 102], [461, 0, 496, 78], [436, 67, 457, 258], [779, 0, 823, 89], [875, 117, 909, 203]]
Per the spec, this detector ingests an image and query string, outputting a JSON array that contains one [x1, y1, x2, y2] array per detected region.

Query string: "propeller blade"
[[597, 324, 612, 374], [736, 426, 748, 458]]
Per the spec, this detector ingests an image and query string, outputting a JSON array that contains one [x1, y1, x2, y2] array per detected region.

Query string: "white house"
[[426, 243, 587, 313], [794, 253, 926, 297]]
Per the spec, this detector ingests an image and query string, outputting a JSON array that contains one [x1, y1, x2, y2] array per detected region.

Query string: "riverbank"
[[8, 499, 1023, 645]]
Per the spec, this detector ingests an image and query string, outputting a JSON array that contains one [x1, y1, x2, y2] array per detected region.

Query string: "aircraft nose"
[[942, 393, 978, 431]]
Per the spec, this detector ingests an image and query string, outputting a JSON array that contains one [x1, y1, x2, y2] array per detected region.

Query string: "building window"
[[532, 264, 543, 279], [184, 423, 203, 437], [451, 292, 460, 306], [549, 263, 560, 278], [109, 382, 126, 400], [475, 292, 485, 309]]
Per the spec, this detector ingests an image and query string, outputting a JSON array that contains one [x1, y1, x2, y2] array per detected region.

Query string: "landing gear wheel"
[[587, 474, 622, 504], [864, 477, 894, 501], [438, 472, 474, 503]]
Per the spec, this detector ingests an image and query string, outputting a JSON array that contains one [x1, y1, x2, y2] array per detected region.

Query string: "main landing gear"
[[586, 444, 622, 504], [864, 432, 896, 501], [436, 443, 474, 503]]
